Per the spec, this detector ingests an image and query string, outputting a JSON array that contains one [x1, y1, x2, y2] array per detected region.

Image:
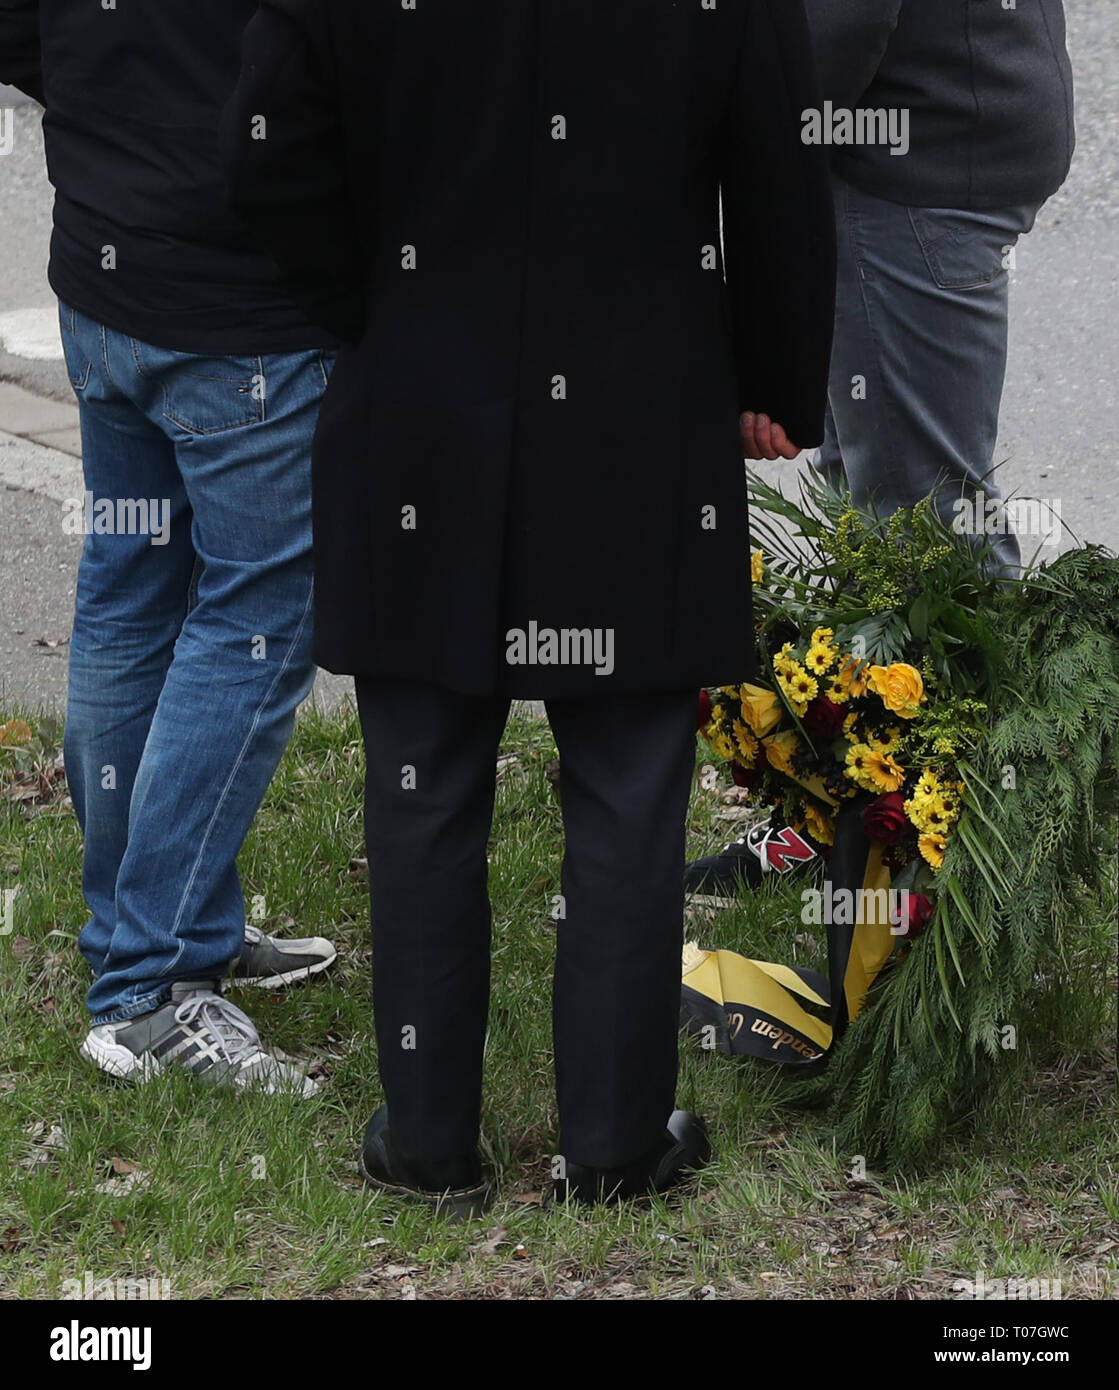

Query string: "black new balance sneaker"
[[684, 818, 819, 907], [554, 1110, 714, 1206], [359, 1107, 490, 1219], [79, 982, 320, 1096], [231, 924, 337, 988]]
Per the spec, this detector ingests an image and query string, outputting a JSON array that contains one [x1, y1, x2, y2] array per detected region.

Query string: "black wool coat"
[[221, 0, 836, 699]]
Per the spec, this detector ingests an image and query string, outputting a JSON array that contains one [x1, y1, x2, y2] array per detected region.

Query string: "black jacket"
[[221, 0, 837, 699], [803, 0, 1075, 209], [0, 0, 334, 353]]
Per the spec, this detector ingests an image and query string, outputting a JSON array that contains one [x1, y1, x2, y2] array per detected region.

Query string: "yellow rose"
[[803, 801, 835, 846], [739, 682, 783, 738], [867, 663, 925, 719], [762, 728, 800, 778]]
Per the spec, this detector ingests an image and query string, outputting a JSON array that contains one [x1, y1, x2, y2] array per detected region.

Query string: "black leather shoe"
[[359, 1107, 490, 1218], [554, 1110, 714, 1205]]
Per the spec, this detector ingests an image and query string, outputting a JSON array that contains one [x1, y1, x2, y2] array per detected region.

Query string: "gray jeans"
[[813, 175, 1041, 572]]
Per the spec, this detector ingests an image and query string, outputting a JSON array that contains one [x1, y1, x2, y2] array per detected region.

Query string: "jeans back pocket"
[[908, 207, 1012, 292], [131, 341, 266, 435]]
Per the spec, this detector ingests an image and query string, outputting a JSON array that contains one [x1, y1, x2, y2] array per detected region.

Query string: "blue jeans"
[[58, 301, 333, 1024], [813, 176, 1040, 572]]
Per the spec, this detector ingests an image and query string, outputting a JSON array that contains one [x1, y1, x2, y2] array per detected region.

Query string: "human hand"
[[740, 412, 800, 460]]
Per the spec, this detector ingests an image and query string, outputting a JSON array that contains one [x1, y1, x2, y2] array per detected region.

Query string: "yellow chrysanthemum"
[[918, 832, 948, 869], [804, 643, 833, 676], [826, 676, 850, 705], [934, 784, 963, 824], [773, 645, 798, 679], [836, 656, 869, 699], [902, 768, 964, 833], [779, 662, 818, 713], [844, 742, 881, 793], [807, 629, 840, 674], [864, 749, 906, 793], [751, 550, 765, 584], [906, 794, 952, 835], [711, 731, 736, 762], [732, 719, 759, 764], [867, 726, 903, 755]]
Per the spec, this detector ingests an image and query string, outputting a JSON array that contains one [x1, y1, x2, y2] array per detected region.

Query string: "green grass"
[[0, 704, 1115, 1300]]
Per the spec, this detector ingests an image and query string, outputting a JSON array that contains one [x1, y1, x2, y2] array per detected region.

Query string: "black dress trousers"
[[356, 679, 697, 1170]]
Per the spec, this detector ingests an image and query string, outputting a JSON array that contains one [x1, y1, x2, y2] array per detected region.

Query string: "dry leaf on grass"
[[475, 1226, 507, 1256], [2, 1226, 26, 1252], [94, 1168, 150, 1197]]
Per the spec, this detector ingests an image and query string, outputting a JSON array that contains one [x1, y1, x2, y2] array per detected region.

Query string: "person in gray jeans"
[[796, 0, 1075, 571]]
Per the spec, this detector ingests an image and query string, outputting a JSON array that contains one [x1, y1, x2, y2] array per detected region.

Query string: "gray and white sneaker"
[[79, 982, 320, 1097], [231, 924, 337, 989]]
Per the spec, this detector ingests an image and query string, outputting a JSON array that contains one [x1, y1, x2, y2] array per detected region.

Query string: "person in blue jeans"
[[797, 0, 1076, 573], [0, 1, 339, 1092]]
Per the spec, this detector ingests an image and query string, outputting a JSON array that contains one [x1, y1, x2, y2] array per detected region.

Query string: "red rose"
[[802, 696, 845, 743], [861, 792, 909, 845], [696, 689, 713, 731], [730, 760, 761, 790], [898, 891, 933, 941]]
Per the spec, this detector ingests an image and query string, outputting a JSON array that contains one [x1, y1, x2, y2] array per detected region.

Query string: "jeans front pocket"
[[57, 300, 92, 393]]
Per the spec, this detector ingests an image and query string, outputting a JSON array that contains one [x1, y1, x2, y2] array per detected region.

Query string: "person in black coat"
[[222, 0, 835, 1209]]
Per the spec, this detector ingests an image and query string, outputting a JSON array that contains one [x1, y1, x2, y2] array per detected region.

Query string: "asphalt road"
[[1, 0, 1118, 715]]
